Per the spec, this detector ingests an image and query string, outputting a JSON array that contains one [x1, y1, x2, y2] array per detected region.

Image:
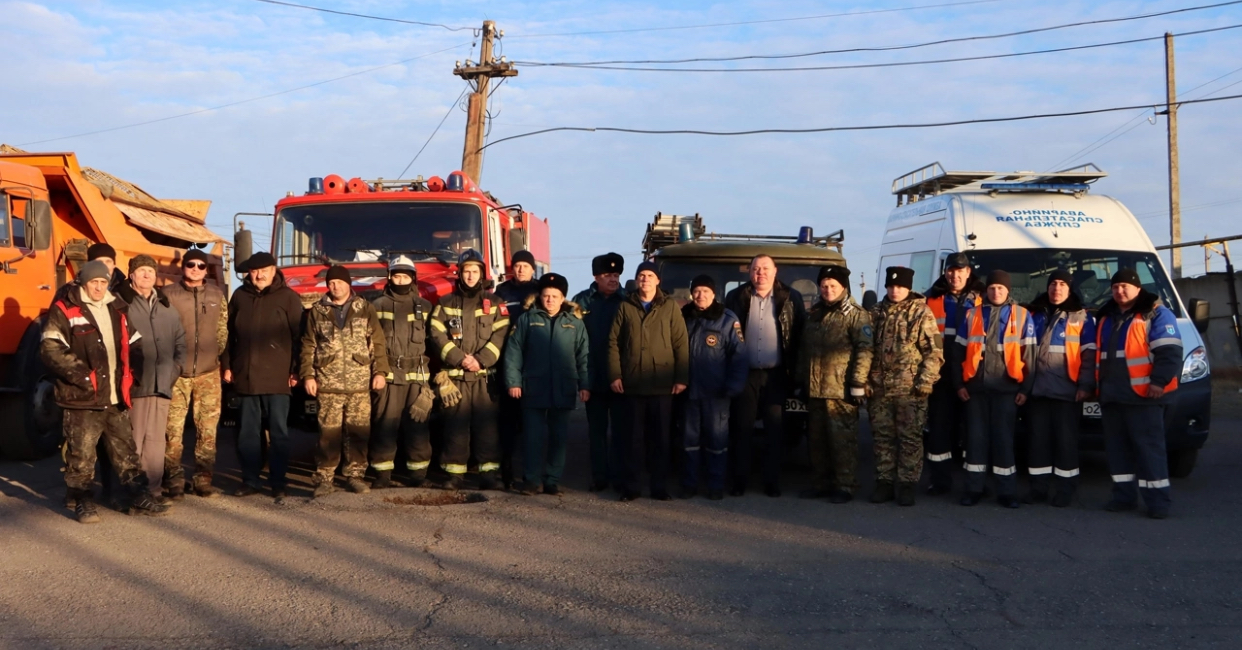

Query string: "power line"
[[506, 0, 1012, 38], [18, 43, 469, 146], [398, 88, 469, 178], [517, 24, 1242, 72], [476, 93, 1242, 152], [252, 0, 474, 31], [516, 0, 1242, 66]]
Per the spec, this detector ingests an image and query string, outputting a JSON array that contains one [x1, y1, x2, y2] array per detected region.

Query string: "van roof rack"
[[643, 212, 705, 256], [891, 162, 1107, 205]]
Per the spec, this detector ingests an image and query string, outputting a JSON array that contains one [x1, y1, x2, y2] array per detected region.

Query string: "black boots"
[[870, 481, 895, 504], [896, 483, 917, 507], [372, 470, 393, 490]]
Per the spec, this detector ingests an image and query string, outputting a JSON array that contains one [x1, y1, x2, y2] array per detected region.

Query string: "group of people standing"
[[40, 242, 1182, 524]]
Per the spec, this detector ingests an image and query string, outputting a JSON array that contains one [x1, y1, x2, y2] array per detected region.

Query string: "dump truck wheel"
[[0, 324, 64, 460], [1168, 448, 1199, 479]]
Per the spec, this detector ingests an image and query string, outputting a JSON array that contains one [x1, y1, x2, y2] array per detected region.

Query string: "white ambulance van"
[[868, 162, 1212, 477]]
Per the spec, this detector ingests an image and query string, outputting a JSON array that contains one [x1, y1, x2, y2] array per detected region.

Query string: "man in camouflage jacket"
[[867, 266, 943, 507], [301, 265, 389, 496], [796, 265, 872, 504]]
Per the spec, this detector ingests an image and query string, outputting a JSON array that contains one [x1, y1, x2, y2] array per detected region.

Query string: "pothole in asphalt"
[[384, 492, 489, 506]]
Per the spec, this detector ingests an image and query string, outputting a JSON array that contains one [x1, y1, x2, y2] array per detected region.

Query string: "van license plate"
[[785, 398, 807, 413], [1082, 402, 1101, 418]]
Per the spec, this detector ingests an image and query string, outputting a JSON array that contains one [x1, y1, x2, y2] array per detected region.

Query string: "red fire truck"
[[235, 170, 549, 306]]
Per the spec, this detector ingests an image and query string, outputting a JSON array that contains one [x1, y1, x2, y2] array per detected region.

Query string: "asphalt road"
[[2, 396, 1241, 650]]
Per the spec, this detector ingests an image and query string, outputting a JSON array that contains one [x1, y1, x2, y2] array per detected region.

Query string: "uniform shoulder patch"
[[1165, 324, 1176, 335], [862, 324, 873, 338], [733, 321, 744, 342], [500, 303, 509, 316]]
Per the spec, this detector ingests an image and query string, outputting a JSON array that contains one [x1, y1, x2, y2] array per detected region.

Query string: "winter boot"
[[870, 481, 895, 504], [345, 478, 371, 494], [192, 476, 219, 499], [372, 470, 393, 490], [405, 470, 428, 488], [477, 472, 500, 491], [897, 482, 917, 507], [313, 481, 336, 498]]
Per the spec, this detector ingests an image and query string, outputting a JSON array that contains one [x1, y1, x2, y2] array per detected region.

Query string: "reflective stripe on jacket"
[[1097, 311, 1179, 397], [961, 304, 1031, 383]]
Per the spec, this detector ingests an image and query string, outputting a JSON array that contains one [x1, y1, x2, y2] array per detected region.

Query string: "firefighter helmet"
[[458, 249, 485, 270]]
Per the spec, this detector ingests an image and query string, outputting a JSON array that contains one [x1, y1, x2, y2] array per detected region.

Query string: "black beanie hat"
[[945, 252, 971, 270], [1047, 269, 1073, 288], [884, 266, 914, 290], [87, 242, 117, 262], [538, 272, 569, 297], [592, 252, 624, 276], [510, 250, 536, 269], [635, 260, 659, 279], [817, 265, 851, 287], [690, 274, 716, 293], [325, 265, 351, 285], [183, 249, 210, 267], [1111, 268, 1142, 287], [986, 269, 1012, 290]]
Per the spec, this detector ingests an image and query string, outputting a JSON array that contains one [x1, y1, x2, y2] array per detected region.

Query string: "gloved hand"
[[846, 386, 867, 407], [434, 371, 463, 408], [409, 384, 435, 422]]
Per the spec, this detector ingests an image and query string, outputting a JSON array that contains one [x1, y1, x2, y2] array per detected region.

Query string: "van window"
[[965, 248, 1182, 317], [909, 251, 936, 293]]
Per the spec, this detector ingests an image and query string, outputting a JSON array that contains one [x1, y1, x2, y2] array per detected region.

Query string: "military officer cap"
[[884, 266, 915, 289], [592, 252, 625, 276]]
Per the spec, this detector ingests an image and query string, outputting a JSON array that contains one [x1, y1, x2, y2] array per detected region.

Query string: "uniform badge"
[[500, 303, 509, 316], [483, 299, 491, 312], [1165, 324, 1176, 335], [705, 333, 719, 348], [862, 325, 873, 338], [733, 321, 744, 342]]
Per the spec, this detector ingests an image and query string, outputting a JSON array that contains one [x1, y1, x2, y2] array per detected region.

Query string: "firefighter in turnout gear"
[[369, 256, 435, 488], [301, 265, 390, 497], [429, 249, 510, 490], [867, 267, 943, 507], [1025, 269, 1097, 507], [41, 260, 170, 523], [922, 252, 982, 495], [953, 270, 1036, 509], [797, 265, 872, 504], [1095, 268, 1182, 519], [494, 250, 542, 490]]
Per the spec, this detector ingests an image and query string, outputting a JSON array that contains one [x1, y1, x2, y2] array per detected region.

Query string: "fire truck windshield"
[[273, 201, 483, 265]]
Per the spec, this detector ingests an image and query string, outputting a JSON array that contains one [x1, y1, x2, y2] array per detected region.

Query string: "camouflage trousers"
[[807, 398, 859, 492], [869, 396, 928, 484], [314, 391, 371, 484], [165, 374, 221, 485], [63, 406, 146, 492]]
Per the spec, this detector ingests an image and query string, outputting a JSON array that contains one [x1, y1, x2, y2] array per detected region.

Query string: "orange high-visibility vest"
[[927, 293, 980, 336], [1047, 313, 1086, 383], [961, 304, 1028, 383], [1096, 313, 1178, 397]]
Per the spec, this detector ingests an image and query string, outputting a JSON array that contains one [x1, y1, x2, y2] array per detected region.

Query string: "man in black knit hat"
[[494, 250, 542, 490]]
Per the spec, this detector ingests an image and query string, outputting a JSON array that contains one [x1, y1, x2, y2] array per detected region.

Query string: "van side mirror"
[[1188, 298, 1210, 334], [27, 200, 53, 251], [233, 227, 253, 273], [862, 289, 878, 310]]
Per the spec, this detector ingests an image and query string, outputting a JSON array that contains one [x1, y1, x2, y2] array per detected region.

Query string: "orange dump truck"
[[0, 146, 225, 459]]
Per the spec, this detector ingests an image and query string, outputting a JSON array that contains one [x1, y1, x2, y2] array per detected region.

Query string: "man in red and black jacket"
[[41, 260, 170, 524]]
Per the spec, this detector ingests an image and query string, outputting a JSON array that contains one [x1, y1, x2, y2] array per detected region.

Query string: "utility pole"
[[1164, 32, 1183, 279], [454, 20, 517, 185]]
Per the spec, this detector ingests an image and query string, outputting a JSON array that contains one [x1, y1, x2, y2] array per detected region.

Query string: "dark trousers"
[[617, 394, 672, 495], [238, 394, 290, 491], [807, 398, 860, 492], [1027, 397, 1081, 496], [64, 406, 145, 493], [1102, 402, 1171, 511], [499, 392, 524, 486], [730, 368, 786, 487], [586, 390, 625, 486], [682, 397, 730, 491], [523, 407, 571, 488], [964, 392, 1018, 497], [371, 382, 432, 477], [926, 381, 964, 488], [441, 379, 499, 477]]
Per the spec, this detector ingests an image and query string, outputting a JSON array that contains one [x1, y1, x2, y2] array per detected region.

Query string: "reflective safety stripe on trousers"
[[961, 305, 1028, 383], [1095, 313, 1178, 397]]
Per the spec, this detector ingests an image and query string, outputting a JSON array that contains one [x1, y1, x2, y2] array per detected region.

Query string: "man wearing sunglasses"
[[162, 249, 228, 499]]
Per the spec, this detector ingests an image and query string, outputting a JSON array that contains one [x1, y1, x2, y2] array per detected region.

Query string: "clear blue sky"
[[8, 0, 1242, 289]]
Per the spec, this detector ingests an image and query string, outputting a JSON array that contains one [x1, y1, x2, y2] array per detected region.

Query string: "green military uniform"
[[370, 284, 434, 484], [162, 280, 228, 495], [429, 281, 509, 488], [797, 294, 872, 496], [301, 293, 389, 486], [868, 289, 943, 499]]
